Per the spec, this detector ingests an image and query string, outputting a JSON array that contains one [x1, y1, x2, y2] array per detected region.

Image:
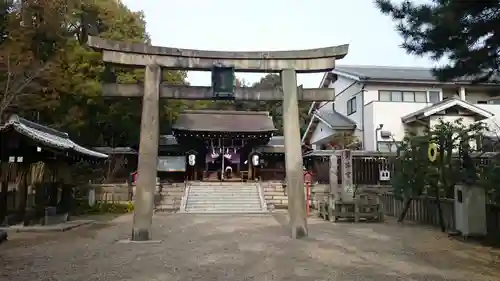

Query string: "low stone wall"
[[261, 181, 320, 209], [261, 181, 288, 209], [81, 183, 186, 211], [310, 184, 329, 209], [80, 183, 131, 204]]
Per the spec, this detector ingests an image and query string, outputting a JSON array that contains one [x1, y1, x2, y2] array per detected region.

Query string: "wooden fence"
[[380, 193, 500, 235], [308, 151, 394, 185], [308, 151, 497, 186]]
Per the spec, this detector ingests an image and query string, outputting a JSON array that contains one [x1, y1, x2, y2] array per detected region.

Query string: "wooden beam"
[[102, 84, 335, 101]]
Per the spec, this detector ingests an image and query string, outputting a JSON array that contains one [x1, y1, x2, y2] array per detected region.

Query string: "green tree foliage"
[[392, 119, 487, 230], [375, 0, 500, 82], [0, 0, 72, 120], [1, 0, 311, 147], [1, 0, 188, 146], [249, 74, 311, 135], [479, 153, 500, 205]]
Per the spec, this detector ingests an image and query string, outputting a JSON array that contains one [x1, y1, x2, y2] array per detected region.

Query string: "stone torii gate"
[[87, 37, 349, 241]]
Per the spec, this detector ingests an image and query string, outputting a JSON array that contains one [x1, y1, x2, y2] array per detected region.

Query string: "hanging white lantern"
[[252, 154, 260, 166], [188, 154, 196, 166]]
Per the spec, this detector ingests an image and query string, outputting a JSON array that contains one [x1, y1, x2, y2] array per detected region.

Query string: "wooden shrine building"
[[0, 115, 108, 225], [158, 110, 286, 182]]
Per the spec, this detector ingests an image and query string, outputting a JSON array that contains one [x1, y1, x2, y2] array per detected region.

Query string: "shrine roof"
[[172, 110, 276, 132], [92, 147, 137, 155], [1, 115, 108, 159]]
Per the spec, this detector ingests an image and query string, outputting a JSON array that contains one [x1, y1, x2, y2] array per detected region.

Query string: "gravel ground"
[[1, 213, 499, 281]]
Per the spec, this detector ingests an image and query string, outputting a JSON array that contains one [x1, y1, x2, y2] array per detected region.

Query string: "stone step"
[[188, 182, 257, 186], [185, 208, 264, 213], [186, 205, 263, 211], [186, 201, 261, 205], [263, 191, 286, 196], [162, 186, 184, 191], [263, 187, 285, 192], [189, 189, 259, 194], [188, 187, 258, 190], [160, 190, 185, 196], [157, 198, 181, 204], [188, 192, 259, 197], [155, 205, 178, 210], [189, 188, 257, 192], [183, 210, 268, 214], [187, 198, 261, 202], [264, 195, 288, 200]]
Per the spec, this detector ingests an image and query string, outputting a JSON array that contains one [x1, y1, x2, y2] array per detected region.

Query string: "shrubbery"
[[73, 199, 134, 215]]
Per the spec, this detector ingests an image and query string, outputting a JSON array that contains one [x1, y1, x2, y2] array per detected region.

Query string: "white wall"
[[327, 76, 364, 127], [311, 76, 364, 148], [310, 121, 334, 145], [465, 89, 492, 104], [476, 104, 500, 135], [364, 101, 430, 150], [363, 101, 375, 150]]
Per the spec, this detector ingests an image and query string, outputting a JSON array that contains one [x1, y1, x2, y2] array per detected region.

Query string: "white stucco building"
[[302, 65, 500, 152]]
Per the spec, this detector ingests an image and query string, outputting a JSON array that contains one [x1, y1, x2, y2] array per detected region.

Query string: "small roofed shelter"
[[401, 98, 494, 149], [0, 115, 108, 225], [91, 147, 138, 183], [302, 108, 358, 150], [402, 97, 494, 125], [163, 110, 283, 181]]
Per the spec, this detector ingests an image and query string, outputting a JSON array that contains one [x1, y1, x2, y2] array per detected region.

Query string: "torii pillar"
[[87, 36, 349, 240]]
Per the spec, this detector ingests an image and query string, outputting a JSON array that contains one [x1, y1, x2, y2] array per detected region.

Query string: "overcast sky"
[[121, 0, 436, 87]]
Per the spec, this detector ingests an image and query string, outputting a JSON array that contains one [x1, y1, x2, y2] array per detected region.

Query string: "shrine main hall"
[[157, 110, 286, 182]]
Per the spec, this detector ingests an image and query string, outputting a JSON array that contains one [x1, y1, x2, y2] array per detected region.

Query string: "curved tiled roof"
[[2, 115, 108, 159]]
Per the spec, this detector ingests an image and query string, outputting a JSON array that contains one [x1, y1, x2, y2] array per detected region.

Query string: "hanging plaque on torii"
[[211, 64, 235, 100]]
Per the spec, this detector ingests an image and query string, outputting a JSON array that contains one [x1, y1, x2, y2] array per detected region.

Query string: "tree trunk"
[[0, 181, 8, 224], [16, 169, 28, 222], [435, 186, 446, 232], [397, 197, 413, 222], [58, 184, 73, 214], [48, 182, 59, 206]]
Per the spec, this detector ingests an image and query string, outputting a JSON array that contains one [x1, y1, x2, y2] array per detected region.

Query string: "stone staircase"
[[180, 182, 268, 213]]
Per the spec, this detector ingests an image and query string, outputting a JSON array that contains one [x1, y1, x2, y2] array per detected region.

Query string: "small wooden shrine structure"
[[304, 149, 386, 222], [158, 110, 286, 182], [0, 115, 108, 225]]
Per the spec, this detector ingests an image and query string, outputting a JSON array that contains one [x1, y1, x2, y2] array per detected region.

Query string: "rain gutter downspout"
[[359, 82, 367, 150]]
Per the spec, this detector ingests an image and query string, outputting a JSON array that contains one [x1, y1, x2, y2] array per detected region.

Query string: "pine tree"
[[375, 0, 500, 82]]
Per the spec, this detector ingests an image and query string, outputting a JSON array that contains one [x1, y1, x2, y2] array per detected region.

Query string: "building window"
[[379, 91, 391, 101], [489, 99, 500, 104], [391, 91, 403, 102], [347, 97, 357, 115], [403, 91, 415, 102], [378, 90, 440, 103], [428, 91, 441, 103], [415, 91, 427, 102]]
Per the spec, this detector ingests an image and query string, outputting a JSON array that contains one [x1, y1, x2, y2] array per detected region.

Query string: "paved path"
[[1, 213, 499, 281]]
